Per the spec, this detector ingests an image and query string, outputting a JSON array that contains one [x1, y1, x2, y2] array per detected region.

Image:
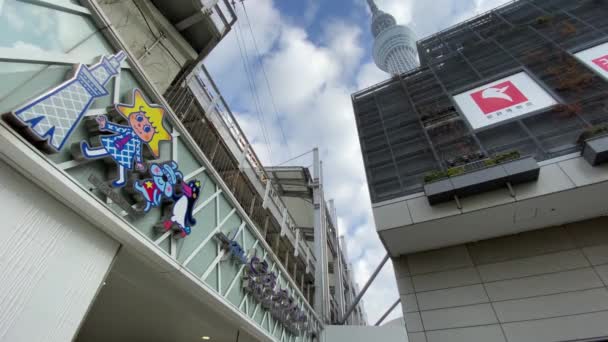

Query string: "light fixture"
[[201, 336, 211, 340]]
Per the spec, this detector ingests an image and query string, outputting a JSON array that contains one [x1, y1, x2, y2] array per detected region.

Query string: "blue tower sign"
[[3, 51, 127, 152]]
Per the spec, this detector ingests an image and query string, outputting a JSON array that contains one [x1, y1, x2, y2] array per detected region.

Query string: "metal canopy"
[[266, 166, 313, 199]]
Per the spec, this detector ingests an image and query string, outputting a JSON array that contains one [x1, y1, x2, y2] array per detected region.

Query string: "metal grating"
[[354, 0, 608, 203]]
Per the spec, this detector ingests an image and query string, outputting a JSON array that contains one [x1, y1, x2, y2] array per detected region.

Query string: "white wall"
[[322, 325, 407, 342], [0, 160, 120, 342], [394, 218, 608, 342]]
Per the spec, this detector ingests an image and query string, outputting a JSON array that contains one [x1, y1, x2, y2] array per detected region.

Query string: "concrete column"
[[312, 148, 329, 322], [0, 161, 120, 342], [334, 234, 346, 317]]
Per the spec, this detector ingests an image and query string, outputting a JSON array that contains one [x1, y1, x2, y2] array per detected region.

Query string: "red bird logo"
[[481, 86, 513, 102], [471, 80, 528, 114]]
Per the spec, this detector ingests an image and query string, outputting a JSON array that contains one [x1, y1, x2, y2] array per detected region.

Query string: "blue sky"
[[205, 0, 510, 325]]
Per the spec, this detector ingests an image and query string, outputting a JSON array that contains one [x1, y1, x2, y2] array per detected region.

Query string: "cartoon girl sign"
[[80, 89, 171, 187]]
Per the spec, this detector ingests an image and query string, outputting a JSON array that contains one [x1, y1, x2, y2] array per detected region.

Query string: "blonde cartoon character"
[[80, 89, 171, 187]]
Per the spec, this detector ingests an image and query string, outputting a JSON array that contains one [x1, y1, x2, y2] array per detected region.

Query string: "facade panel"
[[353, 0, 608, 204], [392, 219, 608, 341], [0, 159, 119, 342]]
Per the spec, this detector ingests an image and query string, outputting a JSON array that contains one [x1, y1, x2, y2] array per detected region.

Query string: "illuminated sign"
[[243, 256, 308, 335], [453, 72, 558, 130], [3, 52, 126, 152], [80, 89, 172, 187], [161, 179, 202, 238], [2, 50, 200, 239], [575, 41, 608, 81], [134, 162, 183, 212], [215, 230, 248, 264]]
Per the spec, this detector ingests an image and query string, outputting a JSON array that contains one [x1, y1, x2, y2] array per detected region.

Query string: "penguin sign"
[[162, 179, 202, 238]]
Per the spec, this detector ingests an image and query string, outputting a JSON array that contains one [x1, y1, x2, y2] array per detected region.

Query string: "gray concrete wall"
[[393, 217, 608, 342], [322, 325, 407, 342], [98, 0, 197, 94]]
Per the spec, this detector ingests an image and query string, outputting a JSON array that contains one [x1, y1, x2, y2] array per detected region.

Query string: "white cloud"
[[303, 0, 321, 27], [356, 62, 389, 90], [206, 0, 512, 325]]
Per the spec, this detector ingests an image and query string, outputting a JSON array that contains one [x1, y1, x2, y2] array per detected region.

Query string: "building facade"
[[353, 0, 608, 341], [0, 0, 363, 341], [367, 0, 418, 75], [266, 166, 368, 326]]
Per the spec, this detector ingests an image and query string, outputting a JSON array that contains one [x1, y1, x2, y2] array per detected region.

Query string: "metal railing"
[[205, 0, 238, 39], [192, 66, 314, 264], [165, 63, 316, 278]]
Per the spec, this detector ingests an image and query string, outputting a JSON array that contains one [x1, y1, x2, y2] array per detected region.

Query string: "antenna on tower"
[[366, 0, 379, 14]]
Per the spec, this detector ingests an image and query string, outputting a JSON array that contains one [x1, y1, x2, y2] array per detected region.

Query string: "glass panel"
[[176, 200, 216, 263], [118, 70, 143, 102], [176, 137, 202, 176], [0, 62, 71, 114], [0, 1, 112, 58]]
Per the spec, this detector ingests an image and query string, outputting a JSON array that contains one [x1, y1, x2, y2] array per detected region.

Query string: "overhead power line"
[[239, 0, 292, 159], [232, 6, 274, 162], [276, 149, 314, 167]]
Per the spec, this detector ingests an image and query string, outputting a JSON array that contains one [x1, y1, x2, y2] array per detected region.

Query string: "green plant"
[[423, 166, 465, 184], [577, 124, 608, 144], [493, 151, 521, 164], [447, 166, 465, 177], [535, 15, 554, 25], [424, 170, 447, 183], [484, 159, 497, 167]]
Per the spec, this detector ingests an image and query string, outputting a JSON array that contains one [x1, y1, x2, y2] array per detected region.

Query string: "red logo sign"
[[470, 81, 528, 115], [592, 55, 608, 72]]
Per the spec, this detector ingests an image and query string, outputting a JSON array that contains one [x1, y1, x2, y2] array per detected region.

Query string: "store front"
[[0, 1, 320, 341]]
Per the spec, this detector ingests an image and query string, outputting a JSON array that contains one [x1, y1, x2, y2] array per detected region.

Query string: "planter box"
[[582, 135, 608, 166], [424, 178, 455, 205], [424, 157, 540, 205]]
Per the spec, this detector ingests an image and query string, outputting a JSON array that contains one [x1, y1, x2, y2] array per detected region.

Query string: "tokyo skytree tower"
[[367, 0, 419, 75]]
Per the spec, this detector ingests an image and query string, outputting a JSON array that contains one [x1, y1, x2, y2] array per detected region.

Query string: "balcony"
[[373, 152, 608, 257]]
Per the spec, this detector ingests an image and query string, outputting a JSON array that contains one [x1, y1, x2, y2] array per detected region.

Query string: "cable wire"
[[232, 6, 274, 162], [235, 16, 272, 158], [276, 149, 314, 166], [240, 0, 292, 158]]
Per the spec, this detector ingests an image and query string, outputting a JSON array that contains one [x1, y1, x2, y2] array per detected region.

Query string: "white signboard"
[[453, 72, 558, 130], [575, 41, 608, 81]]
